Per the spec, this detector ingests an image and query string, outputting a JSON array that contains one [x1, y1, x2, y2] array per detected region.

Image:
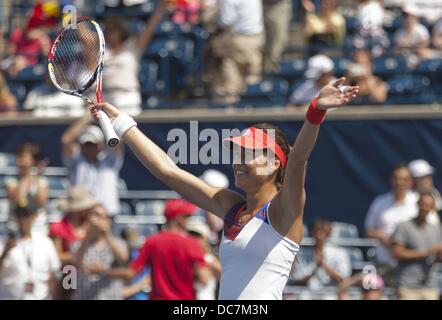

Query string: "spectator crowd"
[[1, 0, 442, 113]]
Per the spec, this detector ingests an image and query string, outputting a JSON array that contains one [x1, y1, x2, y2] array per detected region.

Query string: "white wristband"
[[112, 113, 137, 139]]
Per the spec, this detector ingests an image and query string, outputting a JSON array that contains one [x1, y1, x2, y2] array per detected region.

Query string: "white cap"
[[402, 4, 418, 16], [78, 125, 105, 145], [408, 159, 435, 178], [187, 220, 211, 239], [200, 169, 229, 188], [305, 55, 334, 80]]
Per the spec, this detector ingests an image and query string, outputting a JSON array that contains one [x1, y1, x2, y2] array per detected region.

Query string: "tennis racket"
[[47, 17, 119, 147]]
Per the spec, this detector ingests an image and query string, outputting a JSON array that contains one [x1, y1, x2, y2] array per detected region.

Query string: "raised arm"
[[134, 0, 168, 52], [271, 78, 359, 244], [89, 103, 243, 219], [61, 113, 92, 158]]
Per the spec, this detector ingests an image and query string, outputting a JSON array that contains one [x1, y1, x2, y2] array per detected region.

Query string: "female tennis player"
[[89, 77, 359, 300]]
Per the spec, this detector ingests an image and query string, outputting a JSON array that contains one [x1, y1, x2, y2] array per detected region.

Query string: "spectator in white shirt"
[[394, 6, 432, 67], [101, 1, 167, 115], [61, 114, 124, 216], [290, 219, 352, 291], [289, 55, 335, 107], [206, 0, 264, 104], [365, 164, 439, 270], [0, 202, 61, 300]]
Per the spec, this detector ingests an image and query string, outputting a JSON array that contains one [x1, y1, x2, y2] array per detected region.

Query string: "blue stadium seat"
[[345, 247, 366, 270], [119, 202, 133, 215], [93, 1, 156, 18], [240, 78, 290, 107], [46, 199, 64, 218], [135, 200, 165, 216], [330, 222, 359, 239], [333, 57, 351, 77], [303, 224, 309, 238], [416, 59, 442, 90], [388, 75, 431, 94], [0, 153, 16, 167], [345, 16, 358, 35], [387, 75, 436, 104], [8, 82, 27, 104], [112, 223, 159, 240], [139, 60, 159, 94], [118, 178, 128, 192], [372, 55, 408, 77], [383, 15, 402, 35], [47, 176, 70, 191], [416, 59, 442, 73], [13, 64, 46, 87], [279, 58, 308, 80], [0, 198, 10, 222]]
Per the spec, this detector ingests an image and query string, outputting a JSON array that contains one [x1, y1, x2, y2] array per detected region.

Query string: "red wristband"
[[305, 97, 326, 125]]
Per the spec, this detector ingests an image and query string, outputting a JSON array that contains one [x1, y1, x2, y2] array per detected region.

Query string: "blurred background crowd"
[[0, 0, 441, 112], [0, 0, 441, 300]]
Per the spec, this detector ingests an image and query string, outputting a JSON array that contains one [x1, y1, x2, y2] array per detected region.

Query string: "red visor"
[[223, 127, 287, 168]]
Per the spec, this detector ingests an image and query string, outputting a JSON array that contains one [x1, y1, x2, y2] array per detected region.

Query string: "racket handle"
[[97, 110, 120, 147]]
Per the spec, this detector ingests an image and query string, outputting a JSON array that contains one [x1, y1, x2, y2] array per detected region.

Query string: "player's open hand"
[[89, 102, 121, 122], [317, 77, 359, 110]]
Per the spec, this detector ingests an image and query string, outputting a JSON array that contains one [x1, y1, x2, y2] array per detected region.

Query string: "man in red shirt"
[[129, 199, 210, 300]]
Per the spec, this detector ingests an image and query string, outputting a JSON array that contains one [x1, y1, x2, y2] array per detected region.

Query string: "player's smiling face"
[[232, 147, 277, 191]]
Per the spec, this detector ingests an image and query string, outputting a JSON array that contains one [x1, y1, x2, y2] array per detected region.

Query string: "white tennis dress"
[[218, 201, 299, 300]]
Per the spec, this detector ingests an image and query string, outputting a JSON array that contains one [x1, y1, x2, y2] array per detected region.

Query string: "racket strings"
[[51, 20, 102, 92]]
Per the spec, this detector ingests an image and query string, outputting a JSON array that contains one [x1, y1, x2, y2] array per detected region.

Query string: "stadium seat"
[[330, 222, 359, 239], [46, 199, 64, 218], [93, 2, 156, 18], [303, 224, 309, 237], [333, 57, 351, 77], [119, 201, 133, 215], [113, 222, 159, 241], [118, 178, 128, 192], [135, 200, 165, 216], [0, 153, 16, 167], [47, 176, 70, 191], [386, 74, 435, 104], [0, 198, 10, 222], [278, 58, 308, 81], [13, 64, 46, 84], [8, 82, 27, 104], [383, 15, 402, 35], [139, 60, 160, 94], [345, 247, 366, 270], [345, 16, 358, 35], [416, 59, 442, 93], [416, 58, 442, 75], [372, 55, 408, 78], [240, 78, 290, 106]]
